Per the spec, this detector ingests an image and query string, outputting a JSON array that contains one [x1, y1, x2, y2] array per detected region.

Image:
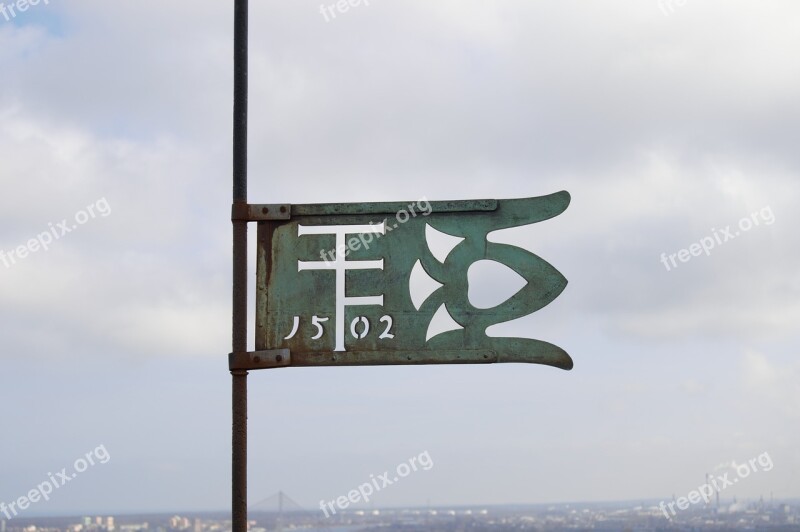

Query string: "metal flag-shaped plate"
[[242, 191, 572, 370]]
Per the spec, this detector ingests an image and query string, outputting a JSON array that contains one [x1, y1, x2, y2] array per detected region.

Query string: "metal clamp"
[[231, 203, 292, 222], [229, 349, 292, 370]]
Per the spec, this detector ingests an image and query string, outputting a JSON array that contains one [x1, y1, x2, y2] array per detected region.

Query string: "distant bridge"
[[249, 491, 306, 513]]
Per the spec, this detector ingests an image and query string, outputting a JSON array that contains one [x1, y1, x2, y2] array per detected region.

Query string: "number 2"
[[379, 315, 395, 339]]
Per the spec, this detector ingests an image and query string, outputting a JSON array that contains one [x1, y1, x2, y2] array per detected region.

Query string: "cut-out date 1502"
[[284, 315, 395, 343]]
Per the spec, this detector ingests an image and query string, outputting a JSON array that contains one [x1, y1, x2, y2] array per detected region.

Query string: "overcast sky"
[[1, 0, 798, 517]]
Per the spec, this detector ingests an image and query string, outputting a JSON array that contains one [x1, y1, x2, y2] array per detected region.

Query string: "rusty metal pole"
[[232, 0, 249, 531]]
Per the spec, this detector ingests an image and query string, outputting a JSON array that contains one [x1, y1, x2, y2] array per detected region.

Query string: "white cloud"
[[1, 0, 799, 511], [740, 350, 800, 419]]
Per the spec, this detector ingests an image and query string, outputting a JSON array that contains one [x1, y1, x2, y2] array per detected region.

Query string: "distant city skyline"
[[3, 498, 800, 531]]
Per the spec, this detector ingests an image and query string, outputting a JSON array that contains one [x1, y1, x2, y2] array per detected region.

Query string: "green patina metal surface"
[[255, 191, 572, 370]]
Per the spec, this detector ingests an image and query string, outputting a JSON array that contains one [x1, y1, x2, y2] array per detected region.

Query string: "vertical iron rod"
[[232, 0, 249, 531], [233, 0, 248, 205]]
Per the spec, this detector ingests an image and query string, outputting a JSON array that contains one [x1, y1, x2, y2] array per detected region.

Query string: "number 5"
[[311, 315, 329, 340]]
